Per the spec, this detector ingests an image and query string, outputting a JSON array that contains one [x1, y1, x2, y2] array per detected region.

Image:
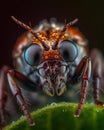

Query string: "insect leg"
[[0, 66, 40, 128], [0, 66, 8, 128], [71, 56, 91, 116], [91, 49, 104, 106], [7, 69, 42, 126]]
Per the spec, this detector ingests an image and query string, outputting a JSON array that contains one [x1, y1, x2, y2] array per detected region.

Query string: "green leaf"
[[4, 103, 104, 130]]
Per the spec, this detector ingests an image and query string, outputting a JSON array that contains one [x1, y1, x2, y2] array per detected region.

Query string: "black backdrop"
[[0, 0, 104, 67]]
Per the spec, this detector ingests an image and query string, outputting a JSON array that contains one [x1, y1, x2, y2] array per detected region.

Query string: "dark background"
[[0, 0, 104, 68]]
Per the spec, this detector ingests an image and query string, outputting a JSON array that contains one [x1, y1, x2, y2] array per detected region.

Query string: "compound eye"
[[24, 44, 42, 66], [59, 40, 78, 62]]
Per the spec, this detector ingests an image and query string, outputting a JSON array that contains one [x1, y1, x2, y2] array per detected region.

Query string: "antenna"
[[11, 16, 50, 51], [52, 18, 78, 50]]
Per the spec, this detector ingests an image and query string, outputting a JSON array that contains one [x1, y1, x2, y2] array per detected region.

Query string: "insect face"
[[23, 32, 78, 96], [11, 17, 79, 97], [23, 40, 77, 96]]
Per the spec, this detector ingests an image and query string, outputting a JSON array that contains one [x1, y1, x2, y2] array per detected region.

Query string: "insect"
[[0, 16, 104, 128]]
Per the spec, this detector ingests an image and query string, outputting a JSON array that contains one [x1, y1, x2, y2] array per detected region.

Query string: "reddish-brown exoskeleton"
[[0, 16, 104, 128]]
